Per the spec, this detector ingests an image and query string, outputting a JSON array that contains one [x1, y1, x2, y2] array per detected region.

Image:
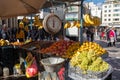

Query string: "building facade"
[[102, 0, 120, 27], [87, 2, 102, 18]]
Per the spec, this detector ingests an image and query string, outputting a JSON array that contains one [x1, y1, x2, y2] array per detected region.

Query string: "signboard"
[[65, 13, 78, 21], [67, 6, 79, 12], [66, 27, 78, 37]]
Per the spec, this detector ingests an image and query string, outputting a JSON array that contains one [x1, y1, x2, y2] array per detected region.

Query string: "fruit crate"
[[68, 64, 113, 80]]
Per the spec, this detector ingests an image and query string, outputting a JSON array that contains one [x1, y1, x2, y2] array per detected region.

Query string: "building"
[[102, 0, 120, 27], [86, 2, 102, 18]]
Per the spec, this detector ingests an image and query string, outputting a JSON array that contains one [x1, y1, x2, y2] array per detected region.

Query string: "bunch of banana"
[[78, 41, 107, 56], [22, 16, 29, 23], [64, 20, 81, 28], [24, 38, 32, 44], [84, 14, 89, 24], [19, 21, 24, 29], [75, 20, 81, 28], [33, 15, 43, 29], [64, 21, 71, 29], [0, 39, 9, 46], [86, 14, 94, 25], [71, 21, 77, 27], [83, 14, 101, 27]]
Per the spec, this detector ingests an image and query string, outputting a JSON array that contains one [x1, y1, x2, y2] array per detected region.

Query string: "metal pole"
[[79, 0, 84, 43], [30, 14, 33, 30]]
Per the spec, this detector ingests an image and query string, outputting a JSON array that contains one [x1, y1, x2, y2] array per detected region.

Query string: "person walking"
[[105, 26, 111, 47], [109, 27, 116, 47]]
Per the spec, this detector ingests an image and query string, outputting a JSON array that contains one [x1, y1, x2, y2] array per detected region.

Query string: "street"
[[95, 39, 120, 80]]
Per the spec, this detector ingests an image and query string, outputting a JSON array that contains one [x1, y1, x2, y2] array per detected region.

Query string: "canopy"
[[0, 0, 46, 19], [0, 0, 84, 19]]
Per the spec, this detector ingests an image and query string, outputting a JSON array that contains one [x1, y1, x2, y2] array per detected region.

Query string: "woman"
[[109, 27, 116, 46]]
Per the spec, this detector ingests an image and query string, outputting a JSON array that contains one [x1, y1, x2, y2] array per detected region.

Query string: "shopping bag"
[[25, 57, 38, 78]]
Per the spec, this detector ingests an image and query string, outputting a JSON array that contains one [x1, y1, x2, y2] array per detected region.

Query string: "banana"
[[38, 22, 43, 29], [22, 16, 29, 23], [64, 21, 71, 29], [71, 20, 77, 27], [83, 14, 89, 24], [86, 14, 94, 25], [75, 20, 81, 28]]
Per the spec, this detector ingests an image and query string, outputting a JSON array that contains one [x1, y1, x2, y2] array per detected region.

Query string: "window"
[[113, 9, 120, 12], [104, 6, 107, 8], [108, 14, 111, 17], [98, 8, 101, 10], [104, 19, 107, 21], [104, 10, 107, 12], [113, 18, 119, 21], [104, 14, 107, 17], [114, 4, 120, 7], [109, 10, 111, 12], [108, 19, 111, 21], [113, 14, 120, 16]]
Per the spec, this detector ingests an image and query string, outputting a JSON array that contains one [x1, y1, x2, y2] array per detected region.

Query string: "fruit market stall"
[[0, 0, 114, 79]]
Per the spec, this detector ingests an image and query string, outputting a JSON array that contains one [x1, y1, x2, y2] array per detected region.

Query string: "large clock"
[[43, 13, 62, 34]]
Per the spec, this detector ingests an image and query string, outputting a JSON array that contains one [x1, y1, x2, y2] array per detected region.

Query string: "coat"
[[109, 30, 116, 42]]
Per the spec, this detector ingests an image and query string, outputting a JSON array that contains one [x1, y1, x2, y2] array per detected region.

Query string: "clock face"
[[43, 14, 62, 34], [46, 16, 61, 29]]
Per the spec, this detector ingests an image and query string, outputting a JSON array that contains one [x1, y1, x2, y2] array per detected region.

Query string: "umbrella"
[[0, 0, 46, 19]]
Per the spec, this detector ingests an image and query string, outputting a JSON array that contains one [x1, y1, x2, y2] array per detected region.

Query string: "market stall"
[[0, 0, 114, 80]]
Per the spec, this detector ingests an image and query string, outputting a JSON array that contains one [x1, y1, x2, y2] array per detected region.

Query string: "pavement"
[[95, 39, 120, 80]]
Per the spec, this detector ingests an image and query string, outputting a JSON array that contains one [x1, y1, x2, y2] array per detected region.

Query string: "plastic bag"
[[25, 57, 38, 78]]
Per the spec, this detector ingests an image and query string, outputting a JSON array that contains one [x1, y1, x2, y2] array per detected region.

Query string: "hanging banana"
[[75, 20, 81, 28], [38, 21, 43, 29], [64, 21, 71, 29], [83, 14, 89, 24], [86, 14, 94, 25], [22, 16, 29, 23], [33, 15, 43, 29], [71, 20, 77, 27]]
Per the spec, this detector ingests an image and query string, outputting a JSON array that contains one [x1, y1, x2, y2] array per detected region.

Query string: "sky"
[[85, 0, 105, 6]]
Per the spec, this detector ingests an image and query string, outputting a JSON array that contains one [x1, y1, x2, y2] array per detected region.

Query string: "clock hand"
[[53, 18, 54, 28]]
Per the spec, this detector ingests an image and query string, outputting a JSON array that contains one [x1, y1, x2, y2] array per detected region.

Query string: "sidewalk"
[[95, 39, 120, 58]]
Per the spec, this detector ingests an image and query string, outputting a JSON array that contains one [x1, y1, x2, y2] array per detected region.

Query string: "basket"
[[40, 57, 65, 72], [68, 63, 112, 79]]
